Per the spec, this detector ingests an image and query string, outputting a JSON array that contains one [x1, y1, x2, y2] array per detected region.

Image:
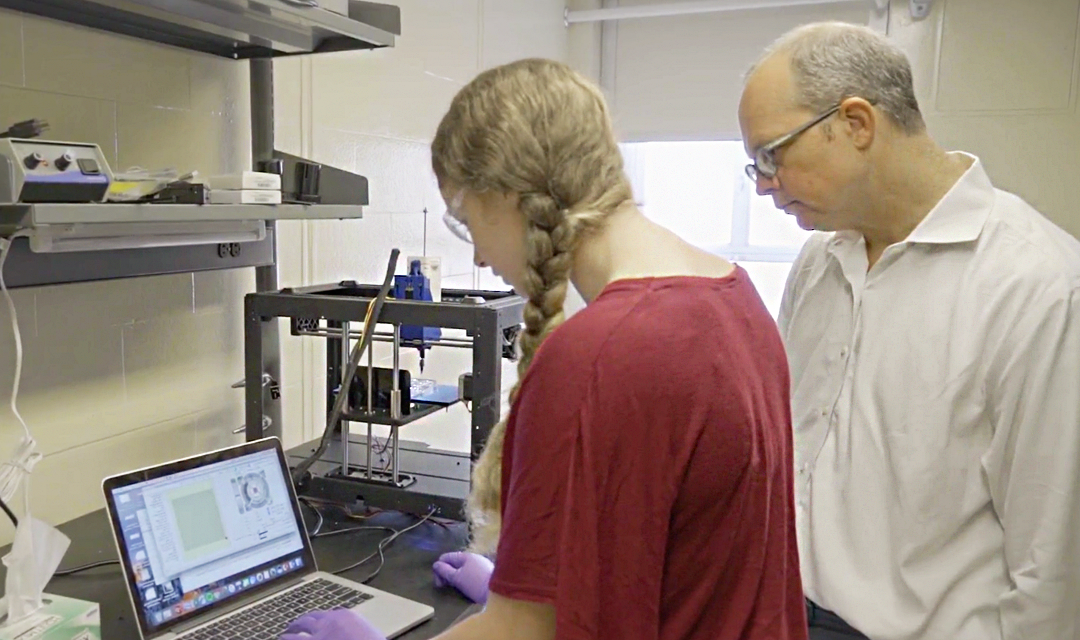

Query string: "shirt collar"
[[899, 152, 994, 245], [828, 152, 995, 256]]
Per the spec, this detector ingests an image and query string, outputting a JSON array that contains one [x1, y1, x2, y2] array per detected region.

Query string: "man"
[[739, 21, 1080, 640]]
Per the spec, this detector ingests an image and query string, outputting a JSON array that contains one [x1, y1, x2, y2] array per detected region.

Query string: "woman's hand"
[[432, 552, 494, 604], [279, 610, 385, 640]]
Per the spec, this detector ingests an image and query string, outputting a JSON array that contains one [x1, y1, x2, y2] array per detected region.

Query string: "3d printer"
[[243, 250, 523, 519]]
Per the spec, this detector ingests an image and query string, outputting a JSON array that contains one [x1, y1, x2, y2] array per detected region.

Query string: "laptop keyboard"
[[183, 579, 374, 640]]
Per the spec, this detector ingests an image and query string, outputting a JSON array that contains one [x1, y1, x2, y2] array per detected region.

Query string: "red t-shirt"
[[489, 268, 807, 640]]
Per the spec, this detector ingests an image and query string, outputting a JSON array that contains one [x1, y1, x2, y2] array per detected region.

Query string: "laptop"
[[102, 437, 434, 640]]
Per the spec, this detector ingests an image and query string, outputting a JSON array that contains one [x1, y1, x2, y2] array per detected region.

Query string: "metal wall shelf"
[[0, 0, 388, 291], [0, 203, 364, 226], [0, 0, 400, 59], [2, 228, 275, 289], [0, 203, 362, 289]]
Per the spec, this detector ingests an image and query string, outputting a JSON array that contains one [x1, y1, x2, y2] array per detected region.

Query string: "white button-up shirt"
[[779, 154, 1080, 640]]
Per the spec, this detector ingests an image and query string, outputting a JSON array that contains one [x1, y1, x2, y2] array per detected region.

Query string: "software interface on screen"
[[110, 449, 307, 630]]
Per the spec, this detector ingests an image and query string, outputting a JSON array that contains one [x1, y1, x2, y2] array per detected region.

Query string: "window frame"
[[619, 141, 807, 264]]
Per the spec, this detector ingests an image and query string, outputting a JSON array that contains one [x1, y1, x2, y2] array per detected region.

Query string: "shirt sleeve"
[[488, 332, 678, 640], [486, 352, 576, 605], [984, 283, 1080, 638]]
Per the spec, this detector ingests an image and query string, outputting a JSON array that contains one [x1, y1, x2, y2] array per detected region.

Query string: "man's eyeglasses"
[[442, 189, 471, 243], [745, 104, 841, 182]]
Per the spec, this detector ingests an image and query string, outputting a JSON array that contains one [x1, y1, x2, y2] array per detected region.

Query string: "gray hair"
[[749, 21, 925, 135]]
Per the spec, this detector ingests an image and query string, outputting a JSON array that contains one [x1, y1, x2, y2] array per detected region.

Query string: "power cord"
[[0, 119, 48, 139], [312, 524, 395, 540], [0, 495, 16, 528], [53, 559, 121, 577], [299, 497, 324, 537], [0, 233, 41, 509], [0, 236, 105, 577], [0, 257, 111, 573], [48, 504, 403, 579], [50, 507, 434, 580], [0, 235, 27, 442], [331, 508, 436, 583], [357, 509, 437, 584], [297, 496, 380, 521], [301, 497, 399, 540]]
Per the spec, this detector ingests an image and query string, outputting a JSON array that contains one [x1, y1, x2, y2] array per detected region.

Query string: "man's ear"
[[840, 97, 876, 150]]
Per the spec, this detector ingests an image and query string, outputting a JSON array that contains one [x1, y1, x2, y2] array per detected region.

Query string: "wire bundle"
[[330, 507, 437, 584]]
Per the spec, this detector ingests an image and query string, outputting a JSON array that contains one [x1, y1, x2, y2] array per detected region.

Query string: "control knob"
[[55, 152, 74, 171], [23, 153, 43, 170]]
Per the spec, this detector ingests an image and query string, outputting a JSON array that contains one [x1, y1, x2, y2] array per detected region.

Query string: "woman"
[[281, 58, 807, 640]]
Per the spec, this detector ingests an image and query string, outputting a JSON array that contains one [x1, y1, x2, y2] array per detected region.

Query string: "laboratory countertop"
[[0, 507, 473, 640]]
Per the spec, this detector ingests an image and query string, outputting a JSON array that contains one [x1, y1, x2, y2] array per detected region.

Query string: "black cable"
[[331, 508, 436, 582], [0, 496, 18, 528], [51, 516, 398, 579], [330, 531, 399, 578], [292, 249, 401, 486], [359, 510, 437, 584], [50, 512, 434, 583], [52, 511, 395, 580], [54, 559, 121, 577], [357, 536, 393, 584], [299, 498, 324, 538], [371, 434, 392, 455]]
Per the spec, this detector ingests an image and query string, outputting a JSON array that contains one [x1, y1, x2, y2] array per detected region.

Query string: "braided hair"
[[431, 58, 633, 555]]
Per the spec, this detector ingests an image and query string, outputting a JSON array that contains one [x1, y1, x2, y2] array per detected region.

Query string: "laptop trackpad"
[[341, 582, 434, 639]]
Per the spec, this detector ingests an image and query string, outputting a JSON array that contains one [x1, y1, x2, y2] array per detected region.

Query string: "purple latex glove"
[[432, 552, 494, 604], [279, 610, 384, 640]]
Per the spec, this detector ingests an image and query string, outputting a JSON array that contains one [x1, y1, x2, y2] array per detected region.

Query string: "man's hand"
[[432, 552, 494, 604], [279, 610, 385, 640]]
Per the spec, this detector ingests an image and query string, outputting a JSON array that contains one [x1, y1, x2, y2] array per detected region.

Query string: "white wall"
[[888, 0, 1080, 239], [0, 0, 575, 544]]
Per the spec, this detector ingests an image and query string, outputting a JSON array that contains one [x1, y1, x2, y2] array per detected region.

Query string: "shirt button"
[[820, 408, 829, 417], [799, 464, 809, 475], [840, 347, 848, 358]]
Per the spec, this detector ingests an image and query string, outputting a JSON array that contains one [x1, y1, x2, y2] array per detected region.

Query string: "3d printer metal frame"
[[244, 280, 524, 518]]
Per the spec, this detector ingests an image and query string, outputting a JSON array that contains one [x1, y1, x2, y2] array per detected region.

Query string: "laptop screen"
[[104, 441, 315, 636]]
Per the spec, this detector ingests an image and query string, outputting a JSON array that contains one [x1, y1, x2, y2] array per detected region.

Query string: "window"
[[620, 141, 811, 317]]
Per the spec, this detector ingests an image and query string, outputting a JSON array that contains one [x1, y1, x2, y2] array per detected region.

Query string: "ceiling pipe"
[[564, 0, 866, 24]]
